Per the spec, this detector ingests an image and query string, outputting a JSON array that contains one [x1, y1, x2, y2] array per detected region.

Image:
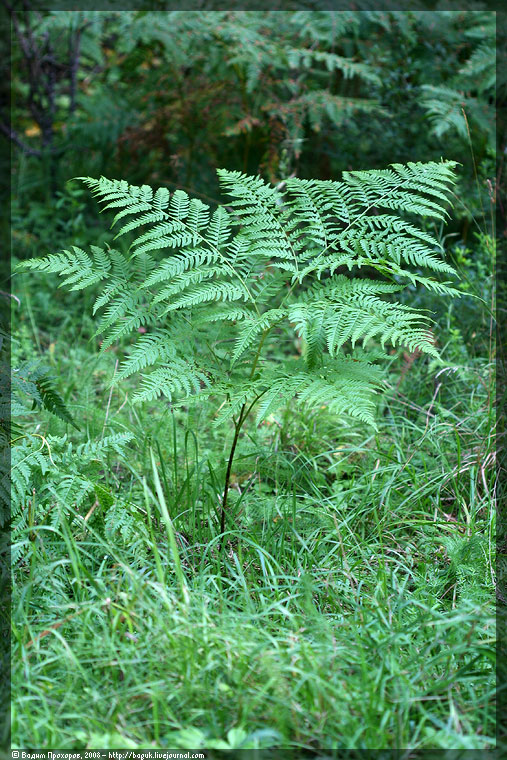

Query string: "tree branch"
[[0, 121, 42, 157]]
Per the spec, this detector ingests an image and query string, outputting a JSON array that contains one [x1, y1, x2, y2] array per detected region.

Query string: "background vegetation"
[[4, 5, 500, 753]]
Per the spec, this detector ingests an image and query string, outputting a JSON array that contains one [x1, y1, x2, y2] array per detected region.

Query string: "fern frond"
[[130, 221, 194, 256], [98, 307, 154, 353], [207, 206, 232, 249], [80, 177, 174, 248], [287, 47, 381, 86], [153, 264, 229, 304], [284, 177, 352, 248], [34, 374, 80, 430], [11, 438, 52, 509], [93, 289, 142, 338], [162, 281, 250, 313], [295, 90, 385, 133], [24, 159, 460, 432], [115, 331, 177, 381], [77, 432, 134, 458], [114, 209, 169, 239], [10, 429, 135, 555], [134, 359, 211, 403], [344, 218, 456, 274], [144, 249, 221, 286], [255, 357, 384, 426], [294, 253, 357, 282], [169, 188, 190, 220], [187, 197, 211, 235], [289, 275, 439, 357], [17, 246, 110, 290], [12, 363, 79, 429], [217, 169, 296, 264], [323, 303, 437, 357], [79, 175, 155, 221], [194, 306, 255, 325], [343, 161, 457, 220], [459, 41, 495, 92], [231, 308, 285, 364], [420, 85, 469, 140], [301, 274, 402, 302]]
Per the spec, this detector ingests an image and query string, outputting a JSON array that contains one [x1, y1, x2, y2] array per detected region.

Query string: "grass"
[[12, 533, 495, 751], [10, 230, 496, 751]]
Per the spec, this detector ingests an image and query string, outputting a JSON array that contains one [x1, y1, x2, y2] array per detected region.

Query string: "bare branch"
[[0, 121, 42, 157]]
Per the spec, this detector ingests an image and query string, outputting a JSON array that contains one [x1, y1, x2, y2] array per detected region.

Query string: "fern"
[[134, 359, 211, 403], [10, 431, 135, 553], [255, 357, 384, 426], [419, 13, 495, 148], [19, 159, 460, 543], [7, 339, 135, 550], [20, 246, 110, 291], [232, 309, 285, 366], [12, 362, 80, 430]]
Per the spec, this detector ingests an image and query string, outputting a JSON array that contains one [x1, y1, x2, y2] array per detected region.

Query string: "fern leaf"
[[194, 306, 254, 325], [255, 357, 383, 426], [162, 281, 250, 313], [207, 206, 232, 249], [115, 331, 177, 381], [344, 160, 457, 220], [153, 264, 228, 304], [12, 363, 79, 429], [24, 159, 460, 432], [17, 246, 110, 290], [144, 248, 221, 286], [217, 169, 296, 265], [134, 359, 211, 403], [231, 309, 285, 365], [288, 275, 439, 358], [35, 375, 80, 430]]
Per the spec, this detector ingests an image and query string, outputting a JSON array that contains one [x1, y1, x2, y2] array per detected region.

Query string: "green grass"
[[10, 249, 496, 751]]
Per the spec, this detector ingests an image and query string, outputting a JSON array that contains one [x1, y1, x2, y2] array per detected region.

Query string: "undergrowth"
[[10, 226, 496, 750]]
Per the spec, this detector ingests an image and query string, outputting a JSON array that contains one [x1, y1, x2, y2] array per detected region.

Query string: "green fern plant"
[[9, 431, 135, 562], [12, 361, 80, 431], [420, 12, 495, 151], [19, 160, 460, 545]]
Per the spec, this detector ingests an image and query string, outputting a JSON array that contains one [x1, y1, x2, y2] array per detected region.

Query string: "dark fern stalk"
[[19, 161, 460, 548], [219, 328, 269, 549]]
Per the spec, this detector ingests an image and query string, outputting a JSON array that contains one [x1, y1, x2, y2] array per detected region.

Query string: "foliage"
[[19, 160, 461, 535], [8, 5, 497, 752], [10, 430, 135, 559], [21, 160, 459, 422], [419, 12, 495, 149], [8, 8, 495, 217], [11, 359, 496, 749], [8, 338, 136, 559], [10, 211, 496, 750], [12, 361, 80, 431]]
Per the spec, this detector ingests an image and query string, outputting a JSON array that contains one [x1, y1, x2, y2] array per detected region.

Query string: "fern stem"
[[219, 402, 247, 551], [219, 327, 272, 551]]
